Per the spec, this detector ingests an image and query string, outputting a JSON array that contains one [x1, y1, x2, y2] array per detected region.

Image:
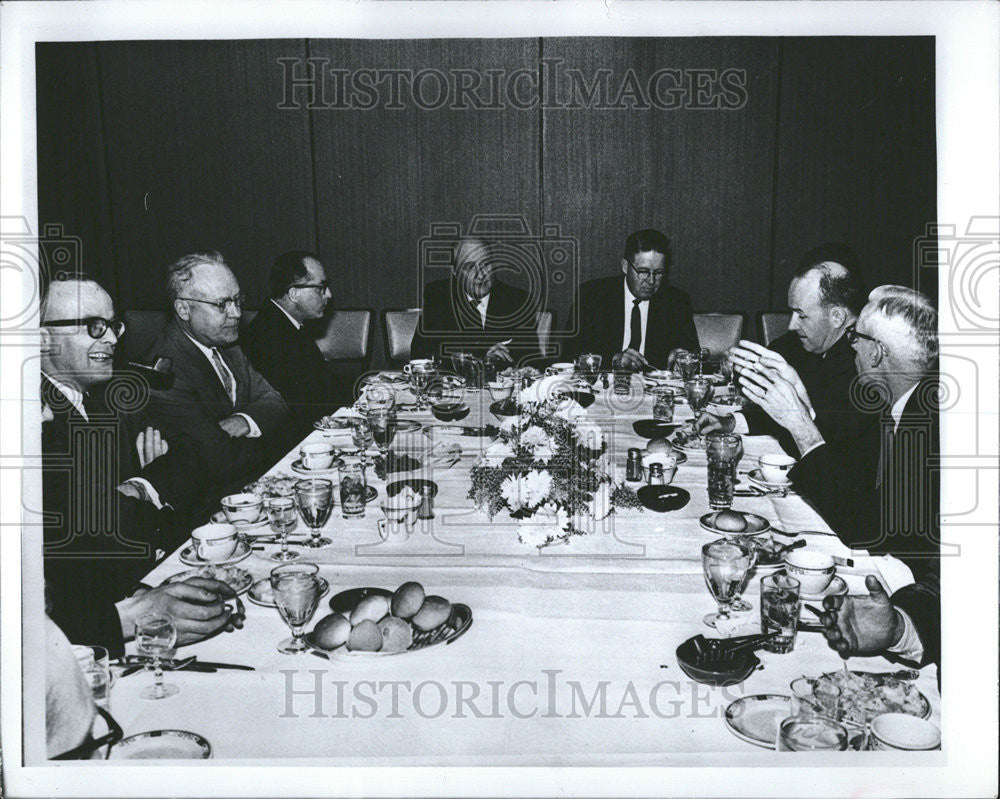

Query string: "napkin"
[[713, 612, 761, 638]]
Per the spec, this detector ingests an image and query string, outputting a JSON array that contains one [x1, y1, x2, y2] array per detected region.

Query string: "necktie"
[[470, 297, 483, 330], [211, 348, 234, 403], [628, 299, 642, 351]]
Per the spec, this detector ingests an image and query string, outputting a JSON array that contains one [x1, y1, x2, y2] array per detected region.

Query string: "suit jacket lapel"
[[166, 321, 234, 408]]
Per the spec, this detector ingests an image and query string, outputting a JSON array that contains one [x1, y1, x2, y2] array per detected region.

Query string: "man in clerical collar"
[[696, 243, 866, 455]]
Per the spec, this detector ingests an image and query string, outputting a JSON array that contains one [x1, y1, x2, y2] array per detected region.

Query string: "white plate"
[[110, 730, 212, 760], [313, 415, 355, 431], [290, 458, 344, 477], [746, 468, 793, 491], [162, 564, 253, 595], [699, 511, 771, 537], [178, 539, 252, 567], [724, 694, 791, 749], [248, 576, 330, 607], [798, 574, 849, 602]]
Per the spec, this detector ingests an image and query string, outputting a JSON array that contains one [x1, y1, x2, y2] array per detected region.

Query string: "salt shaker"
[[647, 463, 665, 486], [418, 484, 435, 519], [626, 448, 644, 482]]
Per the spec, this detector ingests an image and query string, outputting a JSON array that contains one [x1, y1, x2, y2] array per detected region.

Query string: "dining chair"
[[758, 311, 792, 346], [314, 308, 373, 369], [692, 312, 746, 357], [383, 308, 422, 364], [122, 310, 169, 362]]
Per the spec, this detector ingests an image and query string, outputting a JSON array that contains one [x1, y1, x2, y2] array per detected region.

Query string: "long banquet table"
[[116, 376, 940, 763]]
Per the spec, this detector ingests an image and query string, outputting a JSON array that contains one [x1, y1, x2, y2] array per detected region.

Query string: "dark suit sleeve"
[[890, 565, 940, 669], [236, 356, 288, 437], [674, 290, 700, 355]]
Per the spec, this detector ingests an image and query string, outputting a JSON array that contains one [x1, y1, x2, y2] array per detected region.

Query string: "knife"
[[188, 659, 255, 671]]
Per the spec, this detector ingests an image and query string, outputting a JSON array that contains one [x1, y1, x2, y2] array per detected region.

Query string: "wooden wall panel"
[[35, 43, 116, 293], [771, 38, 937, 309], [309, 38, 541, 368], [96, 40, 317, 310], [542, 38, 781, 345]]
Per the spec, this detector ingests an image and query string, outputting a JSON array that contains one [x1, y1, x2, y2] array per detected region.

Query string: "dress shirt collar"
[[41, 371, 88, 421], [622, 278, 650, 354], [890, 382, 919, 431], [182, 330, 236, 401], [465, 293, 490, 326], [271, 298, 302, 330], [183, 329, 222, 361]]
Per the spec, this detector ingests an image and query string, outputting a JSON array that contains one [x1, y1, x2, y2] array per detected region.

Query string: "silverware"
[[186, 659, 255, 671]]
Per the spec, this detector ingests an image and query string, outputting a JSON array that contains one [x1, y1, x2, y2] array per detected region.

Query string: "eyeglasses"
[[289, 282, 330, 293], [845, 324, 882, 348], [42, 316, 125, 339], [50, 706, 123, 760], [176, 293, 245, 313], [627, 263, 665, 281]]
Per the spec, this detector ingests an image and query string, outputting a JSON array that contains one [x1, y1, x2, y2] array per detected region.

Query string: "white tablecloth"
[[119, 380, 939, 763]]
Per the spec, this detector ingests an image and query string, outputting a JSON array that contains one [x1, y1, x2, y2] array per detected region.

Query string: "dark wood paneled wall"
[[36, 37, 936, 369]]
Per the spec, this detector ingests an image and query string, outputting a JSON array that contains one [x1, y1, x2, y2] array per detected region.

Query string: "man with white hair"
[[737, 285, 939, 670]]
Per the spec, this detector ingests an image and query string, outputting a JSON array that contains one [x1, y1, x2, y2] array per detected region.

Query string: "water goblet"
[[676, 350, 700, 381], [367, 409, 397, 458], [365, 385, 395, 413], [270, 562, 321, 654], [701, 538, 753, 628], [266, 496, 299, 562], [684, 377, 713, 415], [576, 353, 602, 386], [293, 478, 333, 548], [698, 347, 713, 375], [134, 613, 179, 700]]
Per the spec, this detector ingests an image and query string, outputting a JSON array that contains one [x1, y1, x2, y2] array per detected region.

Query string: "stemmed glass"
[[576, 353, 602, 386], [270, 562, 321, 654], [365, 385, 395, 413], [676, 350, 700, 381], [685, 377, 713, 415], [367, 409, 397, 458], [134, 613, 179, 700], [266, 496, 299, 561], [702, 538, 753, 628], [293, 478, 334, 548]]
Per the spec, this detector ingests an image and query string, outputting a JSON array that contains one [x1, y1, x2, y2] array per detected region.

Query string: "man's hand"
[[611, 348, 650, 372], [694, 411, 735, 435], [136, 426, 169, 468], [218, 415, 251, 438], [116, 580, 234, 645], [729, 340, 813, 411], [737, 367, 824, 453], [819, 575, 906, 658], [485, 341, 513, 364]]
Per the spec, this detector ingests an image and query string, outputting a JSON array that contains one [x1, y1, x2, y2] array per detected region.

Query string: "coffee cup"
[[783, 550, 835, 594], [300, 442, 336, 471], [220, 492, 263, 524], [191, 522, 238, 562], [545, 362, 575, 376], [868, 713, 941, 750], [377, 498, 420, 540], [759, 453, 796, 484], [403, 359, 435, 375]]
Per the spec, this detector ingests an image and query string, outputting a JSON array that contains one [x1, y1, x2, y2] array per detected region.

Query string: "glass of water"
[[338, 462, 367, 519], [760, 573, 801, 653]]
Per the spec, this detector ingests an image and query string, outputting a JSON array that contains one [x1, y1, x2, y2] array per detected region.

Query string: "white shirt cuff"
[[797, 439, 826, 458], [123, 478, 165, 510], [886, 608, 925, 663], [731, 413, 749, 435], [237, 412, 262, 438]]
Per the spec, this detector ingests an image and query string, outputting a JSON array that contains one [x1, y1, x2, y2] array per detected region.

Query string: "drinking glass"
[[367, 409, 397, 457], [706, 433, 742, 510], [576, 353, 602, 386], [134, 613, 178, 700], [701, 538, 753, 628], [684, 377, 713, 415], [365, 385, 395, 413], [676, 350, 700, 381], [270, 562, 321, 654], [351, 418, 374, 451], [698, 347, 713, 375], [266, 496, 299, 561], [339, 462, 367, 519], [293, 478, 334, 548], [760, 574, 801, 653], [652, 387, 675, 422], [777, 715, 849, 751]]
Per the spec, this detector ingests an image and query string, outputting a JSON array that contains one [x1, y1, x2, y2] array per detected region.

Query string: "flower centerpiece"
[[468, 375, 641, 548]]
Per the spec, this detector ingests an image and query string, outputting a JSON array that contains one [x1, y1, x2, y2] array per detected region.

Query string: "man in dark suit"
[[40, 276, 239, 655], [243, 251, 339, 438], [143, 252, 288, 495], [568, 229, 699, 371], [737, 285, 939, 669], [696, 243, 867, 455], [410, 237, 541, 367]]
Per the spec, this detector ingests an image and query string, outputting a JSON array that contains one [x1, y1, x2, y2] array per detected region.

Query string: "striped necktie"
[[211, 348, 235, 403]]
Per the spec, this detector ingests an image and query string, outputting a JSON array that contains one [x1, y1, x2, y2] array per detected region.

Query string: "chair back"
[[383, 308, 422, 363], [314, 309, 373, 365], [122, 310, 169, 361], [693, 313, 745, 357], [536, 310, 554, 358], [759, 312, 791, 346]]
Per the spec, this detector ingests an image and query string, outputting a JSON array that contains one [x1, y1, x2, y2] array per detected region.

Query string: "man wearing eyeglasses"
[[40, 276, 240, 657], [568, 229, 698, 371], [144, 251, 288, 494], [735, 286, 940, 672], [243, 251, 339, 437]]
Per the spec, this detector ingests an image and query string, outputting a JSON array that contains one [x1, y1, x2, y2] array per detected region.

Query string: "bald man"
[[696, 244, 866, 455]]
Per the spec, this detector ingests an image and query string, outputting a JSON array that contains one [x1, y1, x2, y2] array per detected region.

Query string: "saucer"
[[746, 468, 792, 491], [210, 510, 269, 531], [110, 730, 212, 760], [797, 574, 848, 602], [248, 576, 330, 607], [313, 415, 354, 431], [179, 539, 252, 566], [636, 485, 690, 512], [290, 457, 345, 477]]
